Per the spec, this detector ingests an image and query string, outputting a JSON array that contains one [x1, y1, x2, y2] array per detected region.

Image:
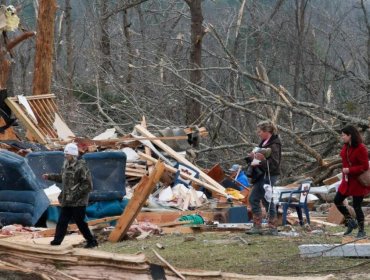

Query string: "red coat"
[[338, 143, 370, 196]]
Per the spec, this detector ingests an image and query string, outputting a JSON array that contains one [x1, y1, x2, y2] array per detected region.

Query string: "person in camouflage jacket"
[[43, 143, 98, 248], [49, 157, 92, 207]]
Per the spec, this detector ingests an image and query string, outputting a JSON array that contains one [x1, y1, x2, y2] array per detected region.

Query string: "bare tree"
[[32, 0, 57, 95], [184, 0, 205, 125]]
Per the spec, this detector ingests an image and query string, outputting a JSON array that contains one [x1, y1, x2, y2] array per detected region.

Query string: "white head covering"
[[64, 143, 79, 156]]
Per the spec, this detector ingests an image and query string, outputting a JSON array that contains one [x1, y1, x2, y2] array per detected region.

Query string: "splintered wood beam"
[[141, 116, 153, 172], [152, 249, 186, 280], [135, 124, 225, 193], [108, 160, 165, 242]]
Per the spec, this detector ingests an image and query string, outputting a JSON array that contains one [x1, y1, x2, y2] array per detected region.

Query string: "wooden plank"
[[310, 219, 338, 227], [135, 124, 225, 193], [126, 163, 147, 169], [152, 249, 186, 280], [142, 116, 153, 174], [46, 97, 58, 112], [108, 161, 165, 242], [125, 167, 147, 174], [158, 220, 191, 227], [206, 163, 225, 183], [126, 172, 146, 177], [29, 100, 56, 138], [5, 97, 46, 143], [7, 94, 56, 101], [323, 173, 342, 185]]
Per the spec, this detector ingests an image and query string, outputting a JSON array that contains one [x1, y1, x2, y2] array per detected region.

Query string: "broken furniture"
[[5, 94, 75, 144], [135, 124, 226, 197], [26, 150, 64, 189], [174, 162, 200, 187], [82, 151, 127, 201], [26, 150, 127, 202], [277, 181, 312, 226], [0, 150, 49, 226]]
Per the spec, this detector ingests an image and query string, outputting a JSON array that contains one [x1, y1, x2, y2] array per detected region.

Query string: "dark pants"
[[249, 175, 278, 219], [334, 192, 364, 224], [53, 206, 95, 244]]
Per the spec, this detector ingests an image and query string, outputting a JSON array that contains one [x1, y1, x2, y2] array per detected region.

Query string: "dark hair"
[[341, 125, 363, 147]]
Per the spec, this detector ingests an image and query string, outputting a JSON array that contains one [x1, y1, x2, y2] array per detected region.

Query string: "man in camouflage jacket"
[[49, 157, 92, 207], [43, 143, 98, 248]]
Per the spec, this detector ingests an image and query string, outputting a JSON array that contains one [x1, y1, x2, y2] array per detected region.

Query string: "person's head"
[[256, 121, 277, 140], [64, 143, 79, 161], [341, 125, 363, 147], [228, 164, 241, 175]]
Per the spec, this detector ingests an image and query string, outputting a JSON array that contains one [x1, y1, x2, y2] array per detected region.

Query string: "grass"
[[96, 225, 370, 277]]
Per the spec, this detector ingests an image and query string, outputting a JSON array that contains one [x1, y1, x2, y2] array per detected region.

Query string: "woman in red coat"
[[335, 125, 370, 238]]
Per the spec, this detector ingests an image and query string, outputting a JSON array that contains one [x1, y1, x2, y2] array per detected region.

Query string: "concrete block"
[[299, 243, 370, 257]]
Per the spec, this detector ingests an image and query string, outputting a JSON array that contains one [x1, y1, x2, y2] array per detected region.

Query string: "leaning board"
[[5, 94, 74, 144]]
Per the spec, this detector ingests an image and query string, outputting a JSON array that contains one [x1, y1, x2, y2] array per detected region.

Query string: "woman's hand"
[[342, 168, 349, 174], [42, 174, 48, 180], [254, 153, 265, 161]]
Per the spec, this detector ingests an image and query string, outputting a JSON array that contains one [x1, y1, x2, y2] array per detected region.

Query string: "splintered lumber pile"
[[109, 161, 166, 242], [125, 162, 148, 179], [134, 125, 227, 197], [0, 235, 338, 280], [138, 152, 225, 197], [0, 237, 152, 280]]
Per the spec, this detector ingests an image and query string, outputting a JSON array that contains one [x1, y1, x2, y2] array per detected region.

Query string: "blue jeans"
[[249, 175, 278, 218]]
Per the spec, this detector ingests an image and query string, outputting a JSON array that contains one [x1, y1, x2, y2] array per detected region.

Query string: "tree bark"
[[65, 0, 74, 98], [360, 0, 370, 101], [292, 0, 308, 100], [32, 0, 57, 95], [123, 9, 133, 88], [99, 0, 111, 90], [185, 0, 204, 125]]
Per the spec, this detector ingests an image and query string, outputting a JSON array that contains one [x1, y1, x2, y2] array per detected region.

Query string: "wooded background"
[[2, 0, 370, 184]]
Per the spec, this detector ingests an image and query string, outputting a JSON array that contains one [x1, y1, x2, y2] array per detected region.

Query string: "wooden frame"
[[5, 94, 74, 144]]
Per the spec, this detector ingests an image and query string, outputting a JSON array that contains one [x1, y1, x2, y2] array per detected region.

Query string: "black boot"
[[357, 222, 366, 238], [84, 239, 98, 248], [343, 218, 358, 236], [50, 240, 61, 246]]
